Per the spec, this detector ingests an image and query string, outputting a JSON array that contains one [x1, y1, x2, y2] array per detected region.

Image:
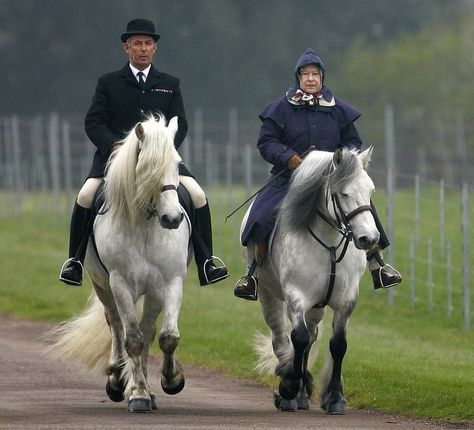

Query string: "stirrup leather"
[[59, 258, 84, 286], [203, 256, 228, 284]]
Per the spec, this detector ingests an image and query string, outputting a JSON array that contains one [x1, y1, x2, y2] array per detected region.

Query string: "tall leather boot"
[[367, 248, 402, 289], [234, 260, 258, 301], [59, 201, 93, 286], [192, 202, 229, 286]]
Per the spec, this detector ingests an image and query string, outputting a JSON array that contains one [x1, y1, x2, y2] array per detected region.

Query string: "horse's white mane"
[[278, 148, 367, 233], [104, 115, 177, 225]]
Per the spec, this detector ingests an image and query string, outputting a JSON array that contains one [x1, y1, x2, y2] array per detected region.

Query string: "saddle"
[[91, 180, 195, 228]]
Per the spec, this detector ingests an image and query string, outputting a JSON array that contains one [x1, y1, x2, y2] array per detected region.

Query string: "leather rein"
[[308, 192, 372, 308]]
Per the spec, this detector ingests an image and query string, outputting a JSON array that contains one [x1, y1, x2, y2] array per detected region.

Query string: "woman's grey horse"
[[244, 147, 379, 413], [46, 116, 191, 412]]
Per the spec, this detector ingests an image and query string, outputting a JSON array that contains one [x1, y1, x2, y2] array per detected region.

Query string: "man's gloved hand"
[[287, 154, 303, 170]]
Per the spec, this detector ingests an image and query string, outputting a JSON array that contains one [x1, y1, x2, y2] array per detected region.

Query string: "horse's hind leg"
[[159, 280, 185, 395], [320, 307, 354, 415], [258, 287, 299, 411]]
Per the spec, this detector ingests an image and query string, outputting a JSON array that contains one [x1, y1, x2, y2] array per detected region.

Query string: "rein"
[[309, 193, 372, 309]]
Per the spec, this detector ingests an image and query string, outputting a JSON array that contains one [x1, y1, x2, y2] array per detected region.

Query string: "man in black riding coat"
[[59, 18, 228, 287]]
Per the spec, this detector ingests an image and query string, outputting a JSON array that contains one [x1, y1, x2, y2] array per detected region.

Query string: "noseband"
[[308, 192, 373, 309], [161, 184, 177, 193], [146, 184, 178, 219]]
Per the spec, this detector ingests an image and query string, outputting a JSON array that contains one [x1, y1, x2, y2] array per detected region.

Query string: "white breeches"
[[76, 175, 207, 209], [178, 175, 207, 209], [77, 177, 103, 208]]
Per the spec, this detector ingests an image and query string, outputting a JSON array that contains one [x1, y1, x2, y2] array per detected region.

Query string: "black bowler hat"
[[121, 18, 160, 43]]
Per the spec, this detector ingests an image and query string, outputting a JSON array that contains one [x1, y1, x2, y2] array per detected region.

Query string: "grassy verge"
[[0, 192, 473, 421]]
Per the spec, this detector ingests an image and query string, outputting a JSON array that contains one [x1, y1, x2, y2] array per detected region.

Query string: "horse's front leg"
[[295, 307, 325, 410], [92, 281, 127, 403], [110, 274, 151, 412], [139, 296, 162, 410], [279, 294, 310, 407], [158, 279, 185, 395], [320, 307, 353, 415]]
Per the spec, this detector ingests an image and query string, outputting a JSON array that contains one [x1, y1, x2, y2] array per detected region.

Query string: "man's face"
[[123, 35, 157, 70], [299, 64, 322, 94]]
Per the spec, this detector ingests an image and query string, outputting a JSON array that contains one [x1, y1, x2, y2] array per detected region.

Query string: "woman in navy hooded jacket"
[[234, 48, 402, 300]]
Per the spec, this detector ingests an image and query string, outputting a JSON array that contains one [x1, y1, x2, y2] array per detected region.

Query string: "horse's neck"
[[307, 213, 345, 245]]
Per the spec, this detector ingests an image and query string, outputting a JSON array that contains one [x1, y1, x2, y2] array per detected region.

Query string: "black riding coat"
[[85, 63, 189, 177]]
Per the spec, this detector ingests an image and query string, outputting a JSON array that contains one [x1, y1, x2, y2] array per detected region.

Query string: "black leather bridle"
[[308, 192, 373, 309]]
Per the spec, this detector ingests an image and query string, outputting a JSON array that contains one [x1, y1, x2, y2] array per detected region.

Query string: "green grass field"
[[0, 188, 473, 422]]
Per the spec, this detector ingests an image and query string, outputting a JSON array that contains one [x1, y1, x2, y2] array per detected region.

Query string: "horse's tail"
[[253, 315, 322, 376], [43, 293, 111, 376]]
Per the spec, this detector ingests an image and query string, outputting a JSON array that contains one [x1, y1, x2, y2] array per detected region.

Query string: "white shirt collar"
[[129, 64, 151, 81]]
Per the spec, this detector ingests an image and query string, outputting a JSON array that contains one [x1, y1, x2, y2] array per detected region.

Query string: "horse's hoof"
[[325, 400, 346, 415], [128, 398, 152, 412], [273, 392, 298, 412], [161, 376, 185, 395], [278, 378, 299, 400], [297, 395, 310, 410], [105, 381, 125, 402], [150, 393, 158, 410]]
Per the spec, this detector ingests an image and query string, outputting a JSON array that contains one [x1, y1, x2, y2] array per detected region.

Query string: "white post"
[[428, 238, 433, 312], [48, 112, 61, 215], [461, 183, 471, 330], [447, 242, 453, 318], [384, 104, 395, 305], [414, 174, 420, 245], [439, 179, 445, 256], [409, 235, 415, 308]]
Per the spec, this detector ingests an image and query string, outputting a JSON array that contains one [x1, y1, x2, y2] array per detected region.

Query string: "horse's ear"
[[135, 122, 144, 141], [333, 148, 343, 166], [167, 116, 178, 139], [359, 146, 373, 169]]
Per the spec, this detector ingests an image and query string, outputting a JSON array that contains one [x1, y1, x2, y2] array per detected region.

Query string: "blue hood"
[[287, 48, 331, 103], [294, 48, 326, 86]]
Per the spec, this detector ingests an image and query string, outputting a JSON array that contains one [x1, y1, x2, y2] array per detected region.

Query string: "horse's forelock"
[[104, 116, 176, 225], [328, 149, 361, 193], [134, 118, 175, 208]]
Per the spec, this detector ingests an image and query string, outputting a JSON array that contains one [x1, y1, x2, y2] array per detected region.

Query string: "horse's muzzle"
[[353, 233, 379, 250], [160, 211, 184, 229]]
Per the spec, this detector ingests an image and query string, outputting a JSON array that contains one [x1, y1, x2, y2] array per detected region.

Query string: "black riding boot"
[[368, 201, 402, 289], [367, 249, 402, 289], [192, 202, 229, 286], [59, 201, 93, 286], [234, 260, 258, 301]]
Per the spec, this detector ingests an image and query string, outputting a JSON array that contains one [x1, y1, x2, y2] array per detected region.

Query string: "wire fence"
[[0, 107, 472, 330]]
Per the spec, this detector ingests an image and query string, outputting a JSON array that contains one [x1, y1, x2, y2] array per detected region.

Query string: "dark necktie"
[[137, 71, 146, 88]]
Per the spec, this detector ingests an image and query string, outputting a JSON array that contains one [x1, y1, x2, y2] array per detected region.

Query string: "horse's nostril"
[[358, 236, 371, 249]]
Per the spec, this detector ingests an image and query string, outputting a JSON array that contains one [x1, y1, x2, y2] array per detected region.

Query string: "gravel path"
[[0, 314, 470, 430]]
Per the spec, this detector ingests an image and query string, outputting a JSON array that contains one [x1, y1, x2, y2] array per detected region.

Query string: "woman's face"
[[299, 64, 322, 94]]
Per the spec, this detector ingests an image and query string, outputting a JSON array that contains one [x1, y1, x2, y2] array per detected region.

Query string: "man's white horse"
[[46, 116, 191, 412], [245, 147, 379, 413]]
